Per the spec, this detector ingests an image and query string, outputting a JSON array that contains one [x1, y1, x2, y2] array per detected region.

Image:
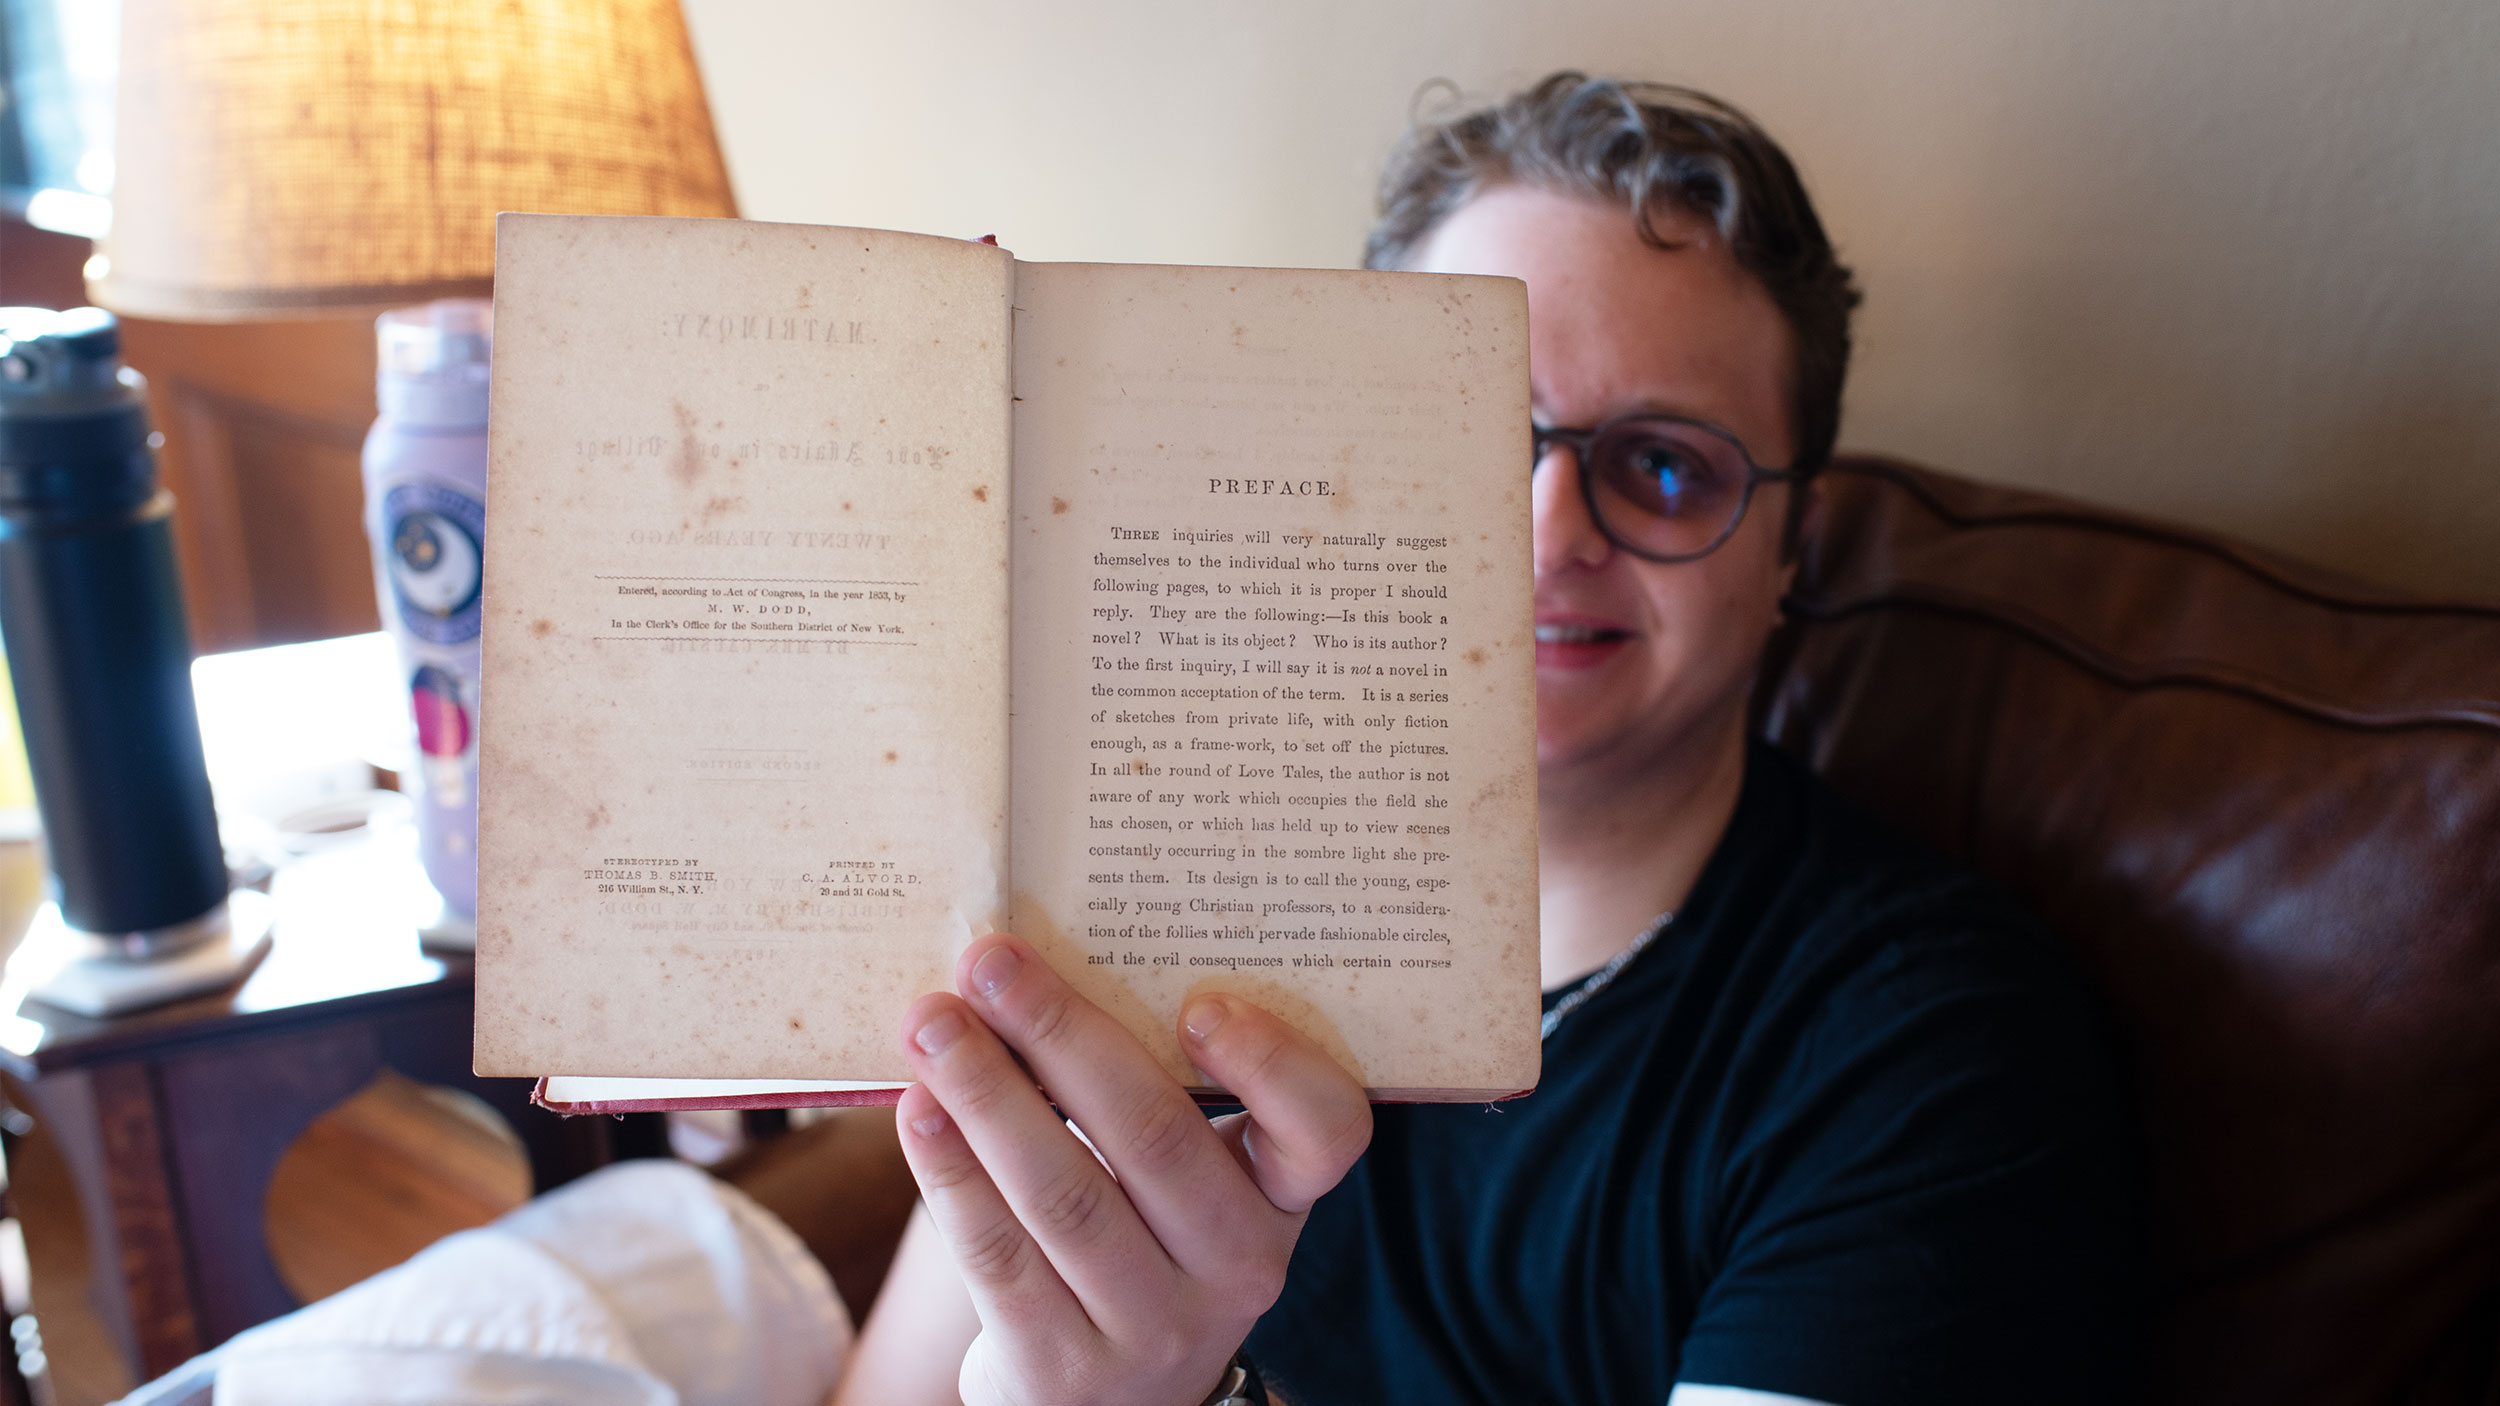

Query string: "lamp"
[[92, 0, 737, 319]]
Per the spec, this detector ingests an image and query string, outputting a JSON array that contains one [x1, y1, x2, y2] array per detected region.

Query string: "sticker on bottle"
[[383, 482, 485, 644], [410, 663, 475, 806]]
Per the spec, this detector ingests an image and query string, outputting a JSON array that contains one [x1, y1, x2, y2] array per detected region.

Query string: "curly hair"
[[1367, 72, 1862, 477]]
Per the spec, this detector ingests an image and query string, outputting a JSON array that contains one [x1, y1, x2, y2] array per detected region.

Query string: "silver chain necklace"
[[1540, 910, 1674, 1041]]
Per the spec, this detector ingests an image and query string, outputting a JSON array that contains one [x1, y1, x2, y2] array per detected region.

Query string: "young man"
[[838, 74, 2140, 1406]]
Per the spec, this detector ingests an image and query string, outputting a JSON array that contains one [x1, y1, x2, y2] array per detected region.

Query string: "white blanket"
[[122, 1160, 849, 1406]]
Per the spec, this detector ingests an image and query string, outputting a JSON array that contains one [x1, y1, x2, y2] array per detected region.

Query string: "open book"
[[474, 214, 1538, 1106]]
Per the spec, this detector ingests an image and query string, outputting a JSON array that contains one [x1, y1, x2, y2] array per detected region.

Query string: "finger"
[[902, 988, 1177, 1318], [954, 936, 1280, 1273], [893, 1079, 1094, 1347], [1178, 993, 1374, 1214]]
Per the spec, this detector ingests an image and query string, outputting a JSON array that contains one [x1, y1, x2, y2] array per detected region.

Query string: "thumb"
[[1179, 994, 1373, 1214]]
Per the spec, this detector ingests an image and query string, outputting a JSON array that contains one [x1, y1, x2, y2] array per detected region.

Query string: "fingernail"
[[914, 1009, 966, 1054], [1183, 997, 1230, 1042], [908, 1110, 950, 1139], [970, 944, 1022, 1001]]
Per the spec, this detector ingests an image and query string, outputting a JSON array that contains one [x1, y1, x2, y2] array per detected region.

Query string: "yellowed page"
[[476, 215, 1012, 1079], [1009, 262, 1539, 1100]]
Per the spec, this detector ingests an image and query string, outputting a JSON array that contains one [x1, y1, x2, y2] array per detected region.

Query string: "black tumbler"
[[0, 307, 227, 954]]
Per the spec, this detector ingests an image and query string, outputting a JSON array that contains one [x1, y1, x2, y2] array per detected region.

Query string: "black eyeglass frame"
[[1532, 413, 1808, 564]]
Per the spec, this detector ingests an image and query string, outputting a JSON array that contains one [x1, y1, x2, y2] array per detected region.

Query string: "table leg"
[[16, 989, 639, 1379], [22, 1065, 200, 1381]]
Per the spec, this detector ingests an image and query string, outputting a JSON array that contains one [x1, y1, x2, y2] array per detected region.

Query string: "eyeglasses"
[[1532, 413, 1804, 563]]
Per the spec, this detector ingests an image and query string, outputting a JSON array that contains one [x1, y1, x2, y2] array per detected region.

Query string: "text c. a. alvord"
[[1208, 478, 1335, 496], [657, 313, 867, 344]]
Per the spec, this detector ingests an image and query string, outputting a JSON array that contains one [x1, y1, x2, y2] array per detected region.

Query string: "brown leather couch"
[[1759, 456, 2500, 1405]]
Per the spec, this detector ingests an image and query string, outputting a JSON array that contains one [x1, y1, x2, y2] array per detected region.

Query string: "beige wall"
[[682, 0, 2500, 598]]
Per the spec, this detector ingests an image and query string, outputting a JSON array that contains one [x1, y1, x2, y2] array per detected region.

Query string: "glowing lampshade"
[[93, 0, 737, 319]]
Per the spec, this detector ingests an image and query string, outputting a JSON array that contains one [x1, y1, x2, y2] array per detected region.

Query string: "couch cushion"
[[1758, 455, 2500, 1404]]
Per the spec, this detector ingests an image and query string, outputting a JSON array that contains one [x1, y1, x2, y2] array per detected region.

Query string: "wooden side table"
[[0, 844, 647, 1381]]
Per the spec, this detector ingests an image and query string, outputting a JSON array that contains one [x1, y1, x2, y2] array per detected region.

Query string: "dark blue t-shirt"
[[1247, 742, 2142, 1404]]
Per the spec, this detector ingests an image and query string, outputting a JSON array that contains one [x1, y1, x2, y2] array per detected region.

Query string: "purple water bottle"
[[362, 299, 490, 921]]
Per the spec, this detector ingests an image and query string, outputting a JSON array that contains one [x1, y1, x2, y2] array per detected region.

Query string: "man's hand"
[[895, 933, 1373, 1406]]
